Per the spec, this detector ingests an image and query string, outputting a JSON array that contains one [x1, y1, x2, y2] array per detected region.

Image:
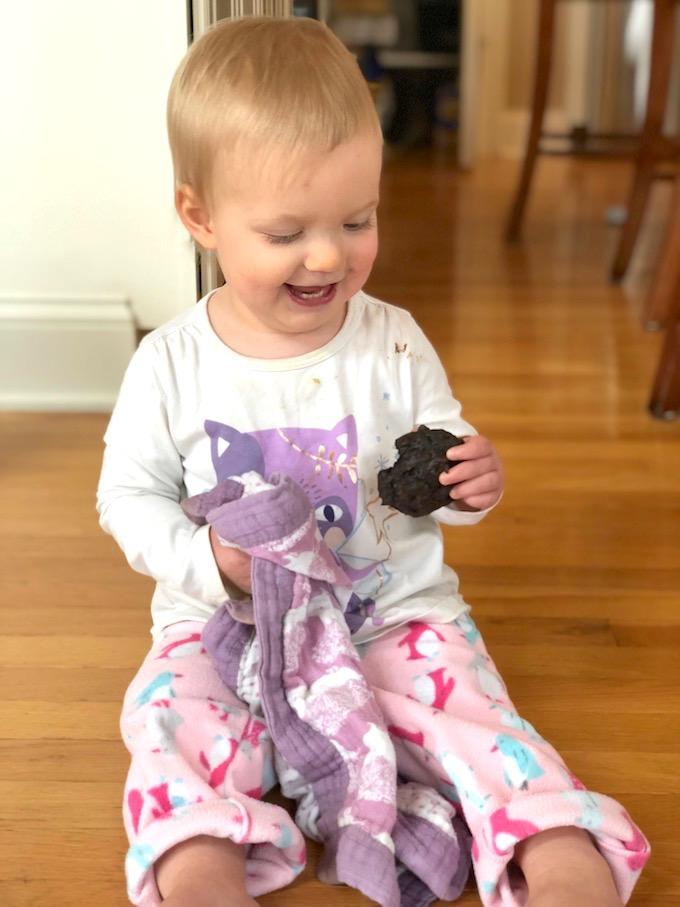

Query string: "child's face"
[[192, 132, 382, 349]]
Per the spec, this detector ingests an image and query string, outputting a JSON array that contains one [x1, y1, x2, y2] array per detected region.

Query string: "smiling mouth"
[[285, 283, 338, 306]]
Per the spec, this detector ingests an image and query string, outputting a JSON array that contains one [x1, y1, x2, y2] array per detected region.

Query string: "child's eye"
[[344, 219, 373, 233], [265, 231, 302, 245]]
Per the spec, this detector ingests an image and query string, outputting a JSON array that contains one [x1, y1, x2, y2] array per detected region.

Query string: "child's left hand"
[[438, 435, 504, 511]]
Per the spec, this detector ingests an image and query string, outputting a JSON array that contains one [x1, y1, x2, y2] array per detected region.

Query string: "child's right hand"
[[209, 526, 253, 594]]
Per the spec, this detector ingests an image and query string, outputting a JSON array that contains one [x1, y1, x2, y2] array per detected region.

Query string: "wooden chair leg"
[[643, 177, 680, 329], [610, 0, 676, 281], [649, 298, 680, 418], [505, 0, 556, 242]]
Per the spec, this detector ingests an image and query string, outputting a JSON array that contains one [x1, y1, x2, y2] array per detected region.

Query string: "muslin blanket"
[[182, 471, 470, 907]]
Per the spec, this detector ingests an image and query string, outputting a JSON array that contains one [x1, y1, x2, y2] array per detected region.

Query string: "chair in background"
[[505, 0, 679, 291], [610, 0, 679, 282]]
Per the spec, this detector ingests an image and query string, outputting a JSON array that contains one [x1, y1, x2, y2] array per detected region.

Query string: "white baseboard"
[[497, 107, 571, 160], [0, 294, 136, 411]]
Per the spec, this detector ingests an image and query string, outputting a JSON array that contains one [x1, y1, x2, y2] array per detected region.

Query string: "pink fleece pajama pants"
[[120, 615, 649, 906]]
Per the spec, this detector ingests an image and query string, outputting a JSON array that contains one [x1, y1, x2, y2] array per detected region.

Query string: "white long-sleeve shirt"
[[97, 290, 492, 642]]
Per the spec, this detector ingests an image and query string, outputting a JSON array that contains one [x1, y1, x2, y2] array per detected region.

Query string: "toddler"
[[97, 16, 649, 907]]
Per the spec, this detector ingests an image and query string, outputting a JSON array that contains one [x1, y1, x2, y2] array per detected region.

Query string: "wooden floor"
[[1, 153, 679, 906]]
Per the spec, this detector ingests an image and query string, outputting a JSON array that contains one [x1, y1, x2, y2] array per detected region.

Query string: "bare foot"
[[515, 827, 623, 907], [155, 834, 258, 906], [528, 873, 622, 907]]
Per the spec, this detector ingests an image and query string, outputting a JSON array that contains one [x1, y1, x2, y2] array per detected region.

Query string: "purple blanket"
[[183, 472, 470, 906]]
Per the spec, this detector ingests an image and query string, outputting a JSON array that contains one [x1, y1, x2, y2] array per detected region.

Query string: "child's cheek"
[[354, 235, 379, 284], [365, 235, 379, 271]]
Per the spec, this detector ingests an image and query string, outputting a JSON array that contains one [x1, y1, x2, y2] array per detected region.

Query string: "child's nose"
[[305, 238, 343, 274]]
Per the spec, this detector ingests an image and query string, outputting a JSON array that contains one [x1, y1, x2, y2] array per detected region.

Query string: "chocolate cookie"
[[377, 425, 464, 517]]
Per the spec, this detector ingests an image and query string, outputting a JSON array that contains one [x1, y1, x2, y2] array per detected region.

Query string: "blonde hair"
[[167, 16, 382, 207]]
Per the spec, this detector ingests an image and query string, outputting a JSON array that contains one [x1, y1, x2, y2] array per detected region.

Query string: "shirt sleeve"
[[96, 340, 237, 605], [405, 312, 499, 527]]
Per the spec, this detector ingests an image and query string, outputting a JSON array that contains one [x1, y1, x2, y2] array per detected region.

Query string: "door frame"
[[459, 0, 510, 167]]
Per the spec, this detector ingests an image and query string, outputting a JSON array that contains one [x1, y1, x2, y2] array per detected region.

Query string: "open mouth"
[[285, 283, 337, 306]]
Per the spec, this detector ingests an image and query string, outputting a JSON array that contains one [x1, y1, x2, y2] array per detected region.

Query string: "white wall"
[[0, 1, 197, 408]]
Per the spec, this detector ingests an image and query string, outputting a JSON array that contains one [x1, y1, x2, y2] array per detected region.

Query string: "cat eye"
[[315, 503, 344, 523]]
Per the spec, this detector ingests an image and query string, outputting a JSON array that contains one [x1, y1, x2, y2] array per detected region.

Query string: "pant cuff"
[[126, 796, 306, 906]]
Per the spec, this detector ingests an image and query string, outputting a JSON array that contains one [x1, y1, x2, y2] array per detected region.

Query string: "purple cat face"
[[205, 417, 359, 544]]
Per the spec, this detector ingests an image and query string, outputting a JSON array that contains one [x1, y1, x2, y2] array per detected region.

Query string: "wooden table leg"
[[505, 0, 556, 242], [610, 0, 676, 281]]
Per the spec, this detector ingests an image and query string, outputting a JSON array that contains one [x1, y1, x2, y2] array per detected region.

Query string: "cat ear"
[[332, 416, 357, 454], [204, 420, 266, 481]]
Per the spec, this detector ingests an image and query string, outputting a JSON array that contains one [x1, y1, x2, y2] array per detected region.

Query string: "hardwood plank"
[[513, 712, 679, 754], [452, 564, 680, 597], [0, 667, 136, 701], [0, 636, 149, 669], [0, 608, 151, 636], [0, 702, 122, 740], [0, 827, 128, 879], [0, 740, 128, 781], [0, 880, 131, 907]]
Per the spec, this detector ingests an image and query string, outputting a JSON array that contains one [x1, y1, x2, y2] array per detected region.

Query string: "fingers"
[[446, 470, 501, 503], [438, 434, 503, 509], [209, 528, 253, 592], [453, 491, 500, 511], [439, 454, 497, 486], [445, 434, 491, 460]]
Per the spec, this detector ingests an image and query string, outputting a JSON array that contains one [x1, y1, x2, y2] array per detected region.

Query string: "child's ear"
[[175, 184, 217, 250]]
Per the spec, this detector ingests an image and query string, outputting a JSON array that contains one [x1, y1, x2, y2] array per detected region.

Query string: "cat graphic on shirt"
[[205, 417, 389, 632]]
